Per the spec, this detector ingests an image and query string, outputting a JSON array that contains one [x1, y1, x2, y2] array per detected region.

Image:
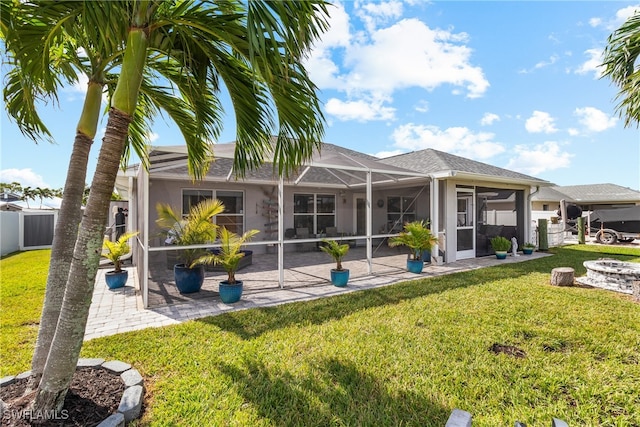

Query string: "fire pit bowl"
[[577, 259, 640, 294]]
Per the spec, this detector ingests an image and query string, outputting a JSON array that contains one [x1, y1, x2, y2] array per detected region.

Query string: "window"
[[216, 191, 244, 234], [294, 193, 335, 234], [182, 189, 213, 215], [181, 189, 244, 234], [543, 204, 549, 211], [386, 196, 416, 232]]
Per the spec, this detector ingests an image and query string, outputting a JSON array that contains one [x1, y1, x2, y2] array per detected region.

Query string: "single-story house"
[[531, 183, 640, 212], [115, 142, 551, 307]]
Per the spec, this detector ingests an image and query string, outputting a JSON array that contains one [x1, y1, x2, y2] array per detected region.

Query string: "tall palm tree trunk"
[[29, 80, 102, 388], [32, 26, 147, 413]]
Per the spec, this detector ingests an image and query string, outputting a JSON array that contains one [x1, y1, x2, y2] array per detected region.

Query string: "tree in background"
[[602, 11, 640, 127], [14, 0, 330, 415]]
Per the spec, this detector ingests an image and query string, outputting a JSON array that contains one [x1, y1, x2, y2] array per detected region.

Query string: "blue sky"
[[2, 1, 640, 191]]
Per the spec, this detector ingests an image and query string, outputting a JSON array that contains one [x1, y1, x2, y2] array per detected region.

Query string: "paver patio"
[[86, 246, 552, 341]]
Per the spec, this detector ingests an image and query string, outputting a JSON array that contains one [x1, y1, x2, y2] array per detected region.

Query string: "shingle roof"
[[379, 148, 549, 184], [533, 183, 640, 203], [532, 186, 576, 202]]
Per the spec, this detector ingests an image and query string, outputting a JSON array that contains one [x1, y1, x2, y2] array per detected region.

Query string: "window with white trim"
[[182, 189, 213, 215], [386, 196, 416, 232], [293, 193, 335, 234], [181, 189, 244, 234]]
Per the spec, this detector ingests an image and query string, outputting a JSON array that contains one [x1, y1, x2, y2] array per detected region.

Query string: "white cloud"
[[390, 123, 505, 160], [325, 98, 396, 122], [506, 141, 573, 175], [574, 107, 617, 132], [306, 6, 489, 111], [480, 113, 500, 126], [414, 100, 429, 113], [342, 19, 488, 98], [588, 5, 640, 31], [534, 54, 559, 70], [147, 132, 160, 143], [0, 168, 49, 188], [588, 17, 602, 27], [356, 0, 404, 32], [374, 149, 405, 158], [525, 111, 558, 134], [575, 48, 603, 78], [568, 128, 580, 136]]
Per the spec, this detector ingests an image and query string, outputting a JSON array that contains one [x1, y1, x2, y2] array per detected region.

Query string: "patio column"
[[366, 170, 372, 274], [142, 162, 149, 308], [278, 176, 284, 288], [430, 177, 439, 263]]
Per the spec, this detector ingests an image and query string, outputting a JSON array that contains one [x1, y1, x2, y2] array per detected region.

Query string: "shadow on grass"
[[219, 357, 449, 426], [199, 246, 639, 340]]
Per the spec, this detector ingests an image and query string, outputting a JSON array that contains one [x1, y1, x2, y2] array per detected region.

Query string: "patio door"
[[456, 188, 475, 259]]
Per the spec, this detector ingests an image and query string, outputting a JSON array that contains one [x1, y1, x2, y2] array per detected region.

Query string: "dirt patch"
[[489, 343, 526, 358], [1, 367, 125, 427]]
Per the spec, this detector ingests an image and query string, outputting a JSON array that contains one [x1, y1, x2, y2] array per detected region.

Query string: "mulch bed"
[[1, 367, 124, 427]]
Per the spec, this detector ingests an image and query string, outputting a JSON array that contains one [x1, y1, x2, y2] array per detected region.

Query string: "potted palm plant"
[[490, 236, 511, 259], [320, 239, 350, 287], [101, 231, 139, 289], [522, 242, 536, 255], [388, 220, 438, 273], [197, 227, 259, 303], [156, 199, 224, 293]]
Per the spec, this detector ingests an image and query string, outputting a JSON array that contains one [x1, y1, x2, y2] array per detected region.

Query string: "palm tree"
[[30, 0, 329, 413], [601, 11, 640, 127], [2, 0, 154, 388]]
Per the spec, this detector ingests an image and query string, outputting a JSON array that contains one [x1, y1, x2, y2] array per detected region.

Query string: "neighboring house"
[[115, 142, 551, 307], [531, 183, 640, 212]]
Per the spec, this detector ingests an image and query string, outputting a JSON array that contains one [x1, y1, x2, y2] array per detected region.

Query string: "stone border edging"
[[0, 358, 143, 427]]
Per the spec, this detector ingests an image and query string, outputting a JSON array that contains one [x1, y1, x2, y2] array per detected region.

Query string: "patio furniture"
[[296, 228, 315, 252]]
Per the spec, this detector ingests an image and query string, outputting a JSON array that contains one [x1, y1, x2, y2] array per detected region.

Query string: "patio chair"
[[296, 227, 315, 252], [325, 226, 338, 237]]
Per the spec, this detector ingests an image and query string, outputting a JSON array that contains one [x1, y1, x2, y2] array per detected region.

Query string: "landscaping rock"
[[15, 370, 31, 380], [96, 412, 125, 427], [77, 357, 105, 367], [445, 409, 472, 427], [118, 384, 143, 422], [0, 376, 15, 387], [102, 360, 131, 373], [120, 368, 143, 387]]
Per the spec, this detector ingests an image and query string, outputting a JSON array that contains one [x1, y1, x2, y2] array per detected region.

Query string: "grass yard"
[[2, 245, 639, 426]]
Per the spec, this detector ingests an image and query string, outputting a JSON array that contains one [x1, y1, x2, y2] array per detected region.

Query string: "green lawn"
[[2, 245, 639, 426]]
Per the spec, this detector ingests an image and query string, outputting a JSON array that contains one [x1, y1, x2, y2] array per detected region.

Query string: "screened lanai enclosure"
[[119, 143, 438, 307], [115, 142, 544, 308]]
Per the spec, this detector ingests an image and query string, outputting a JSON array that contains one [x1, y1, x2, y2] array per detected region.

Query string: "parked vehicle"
[[589, 205, 640, 244]]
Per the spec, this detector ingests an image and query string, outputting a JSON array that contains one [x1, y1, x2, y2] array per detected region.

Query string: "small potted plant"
[[522, 242, 536, 255], [320, 239, 350, 287], [388, 220, 438, 273], [490, 236, 511, 259], [101, 231, 139, 289], [156, 199, 224, 293], [197, 227, 259, 303]]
